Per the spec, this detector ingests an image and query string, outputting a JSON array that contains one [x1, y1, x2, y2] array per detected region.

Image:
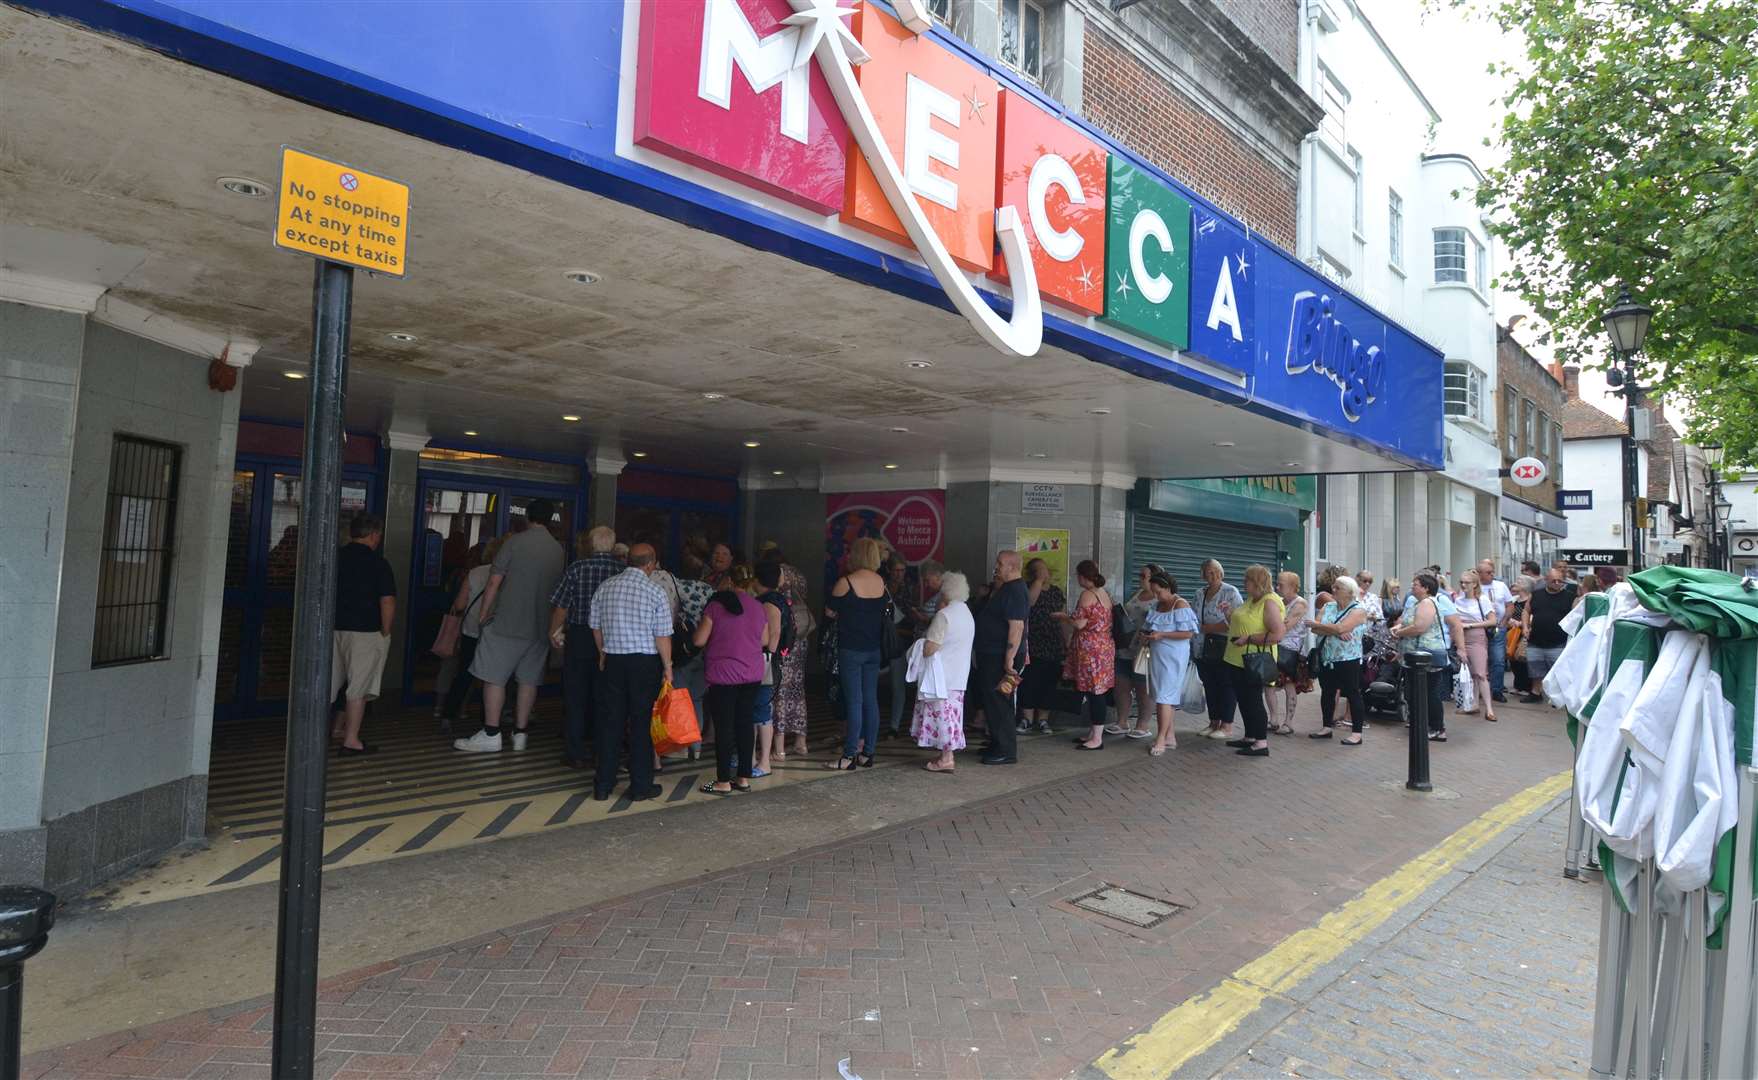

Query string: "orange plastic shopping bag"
[[650, 681, 700, 757]]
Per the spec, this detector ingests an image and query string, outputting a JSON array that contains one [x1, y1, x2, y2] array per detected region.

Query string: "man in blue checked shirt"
[[548, 525, 623, 770], [587, 542, 674, 801]]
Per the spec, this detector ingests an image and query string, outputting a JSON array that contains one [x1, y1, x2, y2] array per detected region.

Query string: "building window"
[[1434, 228, 1468, 284], [93, 435, 182, 666], [1553, 421, 1564, 477], [1318, 64, 1348, 146], [1444, 362, 1483, 422], [1504, 390, 1520, 455], [999, 0, 1043, 82], [1474, 237, 1489, 292], [1522, 398, 1536, 456], [1350, 150, 1364, 234], [927, 0, 952, 21], [1388, 190, 1404, 269], [1538, 410, 1552, 462]]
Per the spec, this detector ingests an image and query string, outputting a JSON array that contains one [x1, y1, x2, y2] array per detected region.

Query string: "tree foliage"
[[1467, 0, 1758, 464]]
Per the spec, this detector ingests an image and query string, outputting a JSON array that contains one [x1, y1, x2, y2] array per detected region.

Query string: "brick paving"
[[24, 699, 1580, 1080], [1211, 802, 1599, 1078]]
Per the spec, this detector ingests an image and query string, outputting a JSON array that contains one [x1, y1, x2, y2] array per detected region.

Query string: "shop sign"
[[1187, 207, 1253, 371], [1100, 157, 1191, 349], [1557, 489, 1593, 511], [274, 147, 409, 276], [824, 489, 946, 592], [1022, 483, 1066, 514], [1509, 456, 1547, 486], [1560, 548, 1627, 566]]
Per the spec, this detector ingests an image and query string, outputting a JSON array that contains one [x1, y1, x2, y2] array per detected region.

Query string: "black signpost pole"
[[271, 258, 353, 1079]]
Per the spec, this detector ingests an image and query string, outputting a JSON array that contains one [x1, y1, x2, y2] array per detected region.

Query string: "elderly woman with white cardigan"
[[910, 572, 975, 774]]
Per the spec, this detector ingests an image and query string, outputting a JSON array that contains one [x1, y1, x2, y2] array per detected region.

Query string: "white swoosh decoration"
[[782, 0, 1044, 357]]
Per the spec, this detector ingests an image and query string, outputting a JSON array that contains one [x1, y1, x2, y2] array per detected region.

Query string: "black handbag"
[[1242, 647, 1277, 686], [1200, 633, 1230, 663], [1275, 645, 1302, 680], [878, 592, 902, 663]]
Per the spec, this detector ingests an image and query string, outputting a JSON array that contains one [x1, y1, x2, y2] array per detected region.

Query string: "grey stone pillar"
[[380, 432, 428, 695], [0, 301, 87, 885], [590, 448, 625, 531]]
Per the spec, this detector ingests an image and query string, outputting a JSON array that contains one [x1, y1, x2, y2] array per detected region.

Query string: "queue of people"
[[381, 511, 1600, 799]]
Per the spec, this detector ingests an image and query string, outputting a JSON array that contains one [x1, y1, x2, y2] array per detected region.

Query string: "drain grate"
[[1069, 885, 1185, 929]]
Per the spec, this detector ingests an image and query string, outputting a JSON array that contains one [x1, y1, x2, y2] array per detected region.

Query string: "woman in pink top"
[[692, 565, 777, 795]]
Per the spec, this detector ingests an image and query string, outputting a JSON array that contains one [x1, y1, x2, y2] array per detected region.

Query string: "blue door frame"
[[215, 454, 384, 723], [402, 468, 587, 705]]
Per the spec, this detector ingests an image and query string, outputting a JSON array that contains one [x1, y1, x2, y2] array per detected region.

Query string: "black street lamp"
[[1704, 441, 1729, 570], [1602, 286, 1654, 571]]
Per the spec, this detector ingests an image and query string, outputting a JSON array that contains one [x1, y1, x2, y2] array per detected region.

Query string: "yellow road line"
[[1089, 770, 1572, 1079]]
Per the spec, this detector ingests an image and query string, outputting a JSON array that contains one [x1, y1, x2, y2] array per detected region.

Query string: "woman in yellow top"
[[1224, 564, 1286, 758]]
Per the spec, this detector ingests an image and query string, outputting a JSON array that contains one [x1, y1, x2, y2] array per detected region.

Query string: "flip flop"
[[1149, 745, 1167, 757], [923, 761, 954, 774], [1126, 729, 1152, 739], [749, 767, 770, 778]]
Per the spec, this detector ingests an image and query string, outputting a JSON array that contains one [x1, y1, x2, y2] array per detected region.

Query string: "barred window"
[[1444, 362, 1482, 421], [93, 436, 181, 666], [1434, 228, 1468, 284], [926, 0, 951, 21]]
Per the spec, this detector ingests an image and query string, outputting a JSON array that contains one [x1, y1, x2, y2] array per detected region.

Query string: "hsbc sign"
[[1509, 457, 1548, 487]]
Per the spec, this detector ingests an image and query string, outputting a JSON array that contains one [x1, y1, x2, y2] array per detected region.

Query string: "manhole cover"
[[1069, 885, 1185, 929]]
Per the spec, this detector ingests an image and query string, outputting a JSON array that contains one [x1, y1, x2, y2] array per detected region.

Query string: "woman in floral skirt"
[[765, 549, 812, 760], [911, 573, 975, 773]]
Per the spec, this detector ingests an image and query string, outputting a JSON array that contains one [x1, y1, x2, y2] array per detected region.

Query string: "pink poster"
[[824, 490, 946, 593]]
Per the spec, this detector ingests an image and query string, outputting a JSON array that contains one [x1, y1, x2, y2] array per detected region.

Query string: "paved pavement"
[[23, 695, 1589, 1079], [1207, 802, 1599, 1078]]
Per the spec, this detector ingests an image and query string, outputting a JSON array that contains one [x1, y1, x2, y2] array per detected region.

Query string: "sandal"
[[732, 782, 752, 793], [1274, 724, 1296, 736], [1341, 736, 1363, 746], [1149, 745, 1167, 757], [827, 756, 857, 771], [1103, 724, 1126, 735], [923, 760, 954, 774], [858, 753, 876, 768], [749, 767, 770, 779], [1428, 731, 1448, 742], [1126, 729, 1152, 740], [699, 784, 733, 796], [1308, 730, 1333, 740]]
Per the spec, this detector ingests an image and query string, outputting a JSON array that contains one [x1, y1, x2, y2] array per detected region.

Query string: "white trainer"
[[453, 729, 503, 753], [510, 730, 528, 752]]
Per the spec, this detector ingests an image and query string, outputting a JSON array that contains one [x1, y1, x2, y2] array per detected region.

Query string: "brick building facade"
[[1496, 323, 1570, 572], [1078, 0, 1314, 252]]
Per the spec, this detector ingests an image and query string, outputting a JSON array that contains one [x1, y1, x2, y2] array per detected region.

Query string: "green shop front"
[[1125, 477, 1316, 591]]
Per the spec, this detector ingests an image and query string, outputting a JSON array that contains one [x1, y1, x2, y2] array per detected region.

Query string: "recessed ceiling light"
[[463, 430, 479, 436], [1088, 407, 1112, 415], [561, 415, 582, 422], [743, 440, 761, 448], [883, 463, 899, 470], [1213, 441, 1236, 447], [889, 426, 910, 434], [631, 450, 648, 458], [281, 370, 305, 379], [702, 392, 726, 401], [1284, 461, 1302, 467], [218, 176, 269, 198], [904, 360, 934, 369], [386, 332, 418, 343], [561, 269, 602, 285], [772, 469, 785, 476], [1029, 452, 1049, 458]]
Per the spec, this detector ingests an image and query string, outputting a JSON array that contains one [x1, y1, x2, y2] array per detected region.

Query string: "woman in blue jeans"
[[826, 536, 890, 770]]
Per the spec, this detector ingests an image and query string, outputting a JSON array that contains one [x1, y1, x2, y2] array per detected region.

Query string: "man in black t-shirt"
[[1520, 566, 1577, 704], [973, 550, 1029, 764], [331, 512, 398, 754]]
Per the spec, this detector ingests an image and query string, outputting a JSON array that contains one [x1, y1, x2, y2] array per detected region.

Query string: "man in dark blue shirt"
[[972, 550, 1029, 764], [331, 512, 397, 755], [547, 525, 623, 768]]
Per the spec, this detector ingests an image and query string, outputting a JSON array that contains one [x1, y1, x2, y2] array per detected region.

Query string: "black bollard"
[[1406, 651, 1433, 792], [0, 886, 56, 1080]]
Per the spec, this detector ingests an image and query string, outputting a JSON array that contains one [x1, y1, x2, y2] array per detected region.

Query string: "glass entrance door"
[[215, 466, 372, 721], [404, 477, 575, 704]]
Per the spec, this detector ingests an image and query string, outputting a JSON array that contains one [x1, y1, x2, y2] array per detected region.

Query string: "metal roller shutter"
[[1125, 510, 1282, 596]]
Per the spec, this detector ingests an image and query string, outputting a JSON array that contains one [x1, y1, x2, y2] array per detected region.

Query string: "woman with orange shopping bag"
[[692, 565, 777, 795]]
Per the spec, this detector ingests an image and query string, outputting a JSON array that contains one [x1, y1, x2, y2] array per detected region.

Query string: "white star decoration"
[[1074, 264, 1096, 294], [782, 0, 868, 69], [1114, 271, 1133, 299], [1234, 250, 1250, 279], [966, 90, 986, 121]]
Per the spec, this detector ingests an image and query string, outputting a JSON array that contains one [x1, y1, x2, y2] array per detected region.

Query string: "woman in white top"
[[440, 535, 505, 728], [912, 572, 975, 774], [1110, 564, 1161, 739], [1455, 569, 1498, 722], [1263, 571, 1309, 736]]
